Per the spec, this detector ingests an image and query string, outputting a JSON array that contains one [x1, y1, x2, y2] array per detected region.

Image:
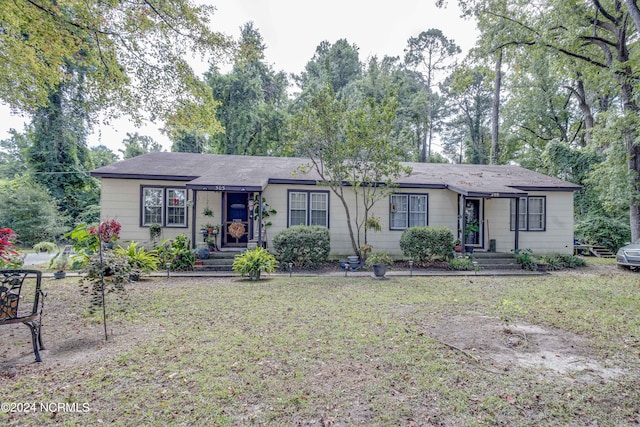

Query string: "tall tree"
[[295, 39, 362, 94], [27, 65, 98, 220], [0, 129, 30, 178], [205, 22, 289, 156], [171, 130, 208, 153], [89, 145, 119, 168], [404, 29, 461, 162], [119, 133, 163, 159], [441, 66, 493, 164], [290, 83, 411, 256]]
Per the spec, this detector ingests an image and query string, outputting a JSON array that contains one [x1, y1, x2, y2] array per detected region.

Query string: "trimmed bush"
[[272, 225, 330, 269], [399, 226, 454, 263]]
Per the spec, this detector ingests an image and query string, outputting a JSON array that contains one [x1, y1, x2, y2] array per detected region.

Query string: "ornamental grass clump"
[[232, 247, 278, 280]]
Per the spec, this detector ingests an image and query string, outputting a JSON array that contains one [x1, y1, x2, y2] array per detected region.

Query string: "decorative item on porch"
[[202, 206, 213, 217], [228, 221, 246, 243], [252, 195, 277, 246]]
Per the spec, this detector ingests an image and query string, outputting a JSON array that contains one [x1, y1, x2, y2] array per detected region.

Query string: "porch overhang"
[[448, 184, 528, 198], [185, 175, 269, 193]]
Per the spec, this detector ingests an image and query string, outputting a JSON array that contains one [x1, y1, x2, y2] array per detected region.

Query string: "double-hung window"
[[390, 194, 428, 230], [510, 196, 545, 231], [288, 191, 329, 227], [142, 187, 187, 227]]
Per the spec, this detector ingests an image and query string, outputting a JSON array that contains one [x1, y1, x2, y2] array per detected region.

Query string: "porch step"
[[467, 252, 522, 270], [193, 249, 242, 271], [590, 245, 615, 258]]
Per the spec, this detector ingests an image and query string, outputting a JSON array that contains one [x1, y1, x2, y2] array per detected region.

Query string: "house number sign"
[[212, 185, 225, 191]]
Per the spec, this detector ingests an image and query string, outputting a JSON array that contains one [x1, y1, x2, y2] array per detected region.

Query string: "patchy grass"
[[2, 261, 640, 425]]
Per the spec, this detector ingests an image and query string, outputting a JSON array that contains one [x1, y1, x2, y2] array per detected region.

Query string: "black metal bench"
[[0, 269, 46, 362]]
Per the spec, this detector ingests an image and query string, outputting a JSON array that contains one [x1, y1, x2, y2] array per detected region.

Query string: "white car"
[[616, 239, 640, 270]]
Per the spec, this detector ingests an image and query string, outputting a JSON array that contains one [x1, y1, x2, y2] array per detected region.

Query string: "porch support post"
[[514, 196, 520, 251], [257, 191, 263, 248], [191, 189, 198, 249], [461, 194, 466, 243]]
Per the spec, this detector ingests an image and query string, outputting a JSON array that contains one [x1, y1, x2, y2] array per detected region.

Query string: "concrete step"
[[194, 249, 242, 271]]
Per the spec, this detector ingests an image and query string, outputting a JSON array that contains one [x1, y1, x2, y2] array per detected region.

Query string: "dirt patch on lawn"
[[426, 315, 623, 382]]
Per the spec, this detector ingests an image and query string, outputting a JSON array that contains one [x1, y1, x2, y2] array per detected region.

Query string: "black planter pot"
[[54, 271, 66, 280], [372, 264, 387, 278], [464, 244, 475, 254]]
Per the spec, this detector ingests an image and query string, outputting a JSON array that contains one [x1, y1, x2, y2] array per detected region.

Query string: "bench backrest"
[[0, 269, 42, 322]]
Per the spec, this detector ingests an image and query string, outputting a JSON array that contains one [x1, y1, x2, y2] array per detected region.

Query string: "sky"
[[0, 0, 478, 154]]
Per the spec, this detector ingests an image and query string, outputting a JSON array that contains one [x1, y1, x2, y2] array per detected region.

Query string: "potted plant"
[[149, 223, 162, 242], [202, 206, 213, 217], [232, 246, 278, 280], [536, 256, 550, 273], [464, 219, 479, 253], [51, 252, 70, 279], [365, 252, 394, 278], [453, 239, 462, 253], [204, 223, 215, 234]]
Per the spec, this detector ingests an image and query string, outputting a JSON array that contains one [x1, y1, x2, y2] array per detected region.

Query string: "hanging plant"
[[202, 206, 213, 217], [149, 223, 162, 241]]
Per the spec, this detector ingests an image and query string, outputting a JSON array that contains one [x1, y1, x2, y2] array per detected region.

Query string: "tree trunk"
[[491, 49, 502, 165], [625, 0, 640, 35]]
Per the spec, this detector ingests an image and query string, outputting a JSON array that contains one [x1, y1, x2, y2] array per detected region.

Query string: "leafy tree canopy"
[[0, 0, 231, 132], [119, 132, 164, 159]]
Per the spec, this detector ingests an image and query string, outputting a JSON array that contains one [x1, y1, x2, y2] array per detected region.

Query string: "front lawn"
[[2, 260, 639, 425]]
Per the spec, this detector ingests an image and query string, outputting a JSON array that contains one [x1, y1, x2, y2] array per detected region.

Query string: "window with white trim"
[[142, 187, 187, 227], [390, 194, 428, 229], [288, 191, 329, 227], [510, 196, 545, 231]]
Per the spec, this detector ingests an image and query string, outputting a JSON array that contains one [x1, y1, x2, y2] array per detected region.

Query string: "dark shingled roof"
[[91, 152, 581, 196]]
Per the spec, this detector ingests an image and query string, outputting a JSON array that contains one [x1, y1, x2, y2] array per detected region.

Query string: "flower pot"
[[196, 247, 210, 259], [372, 264, 387, 278], [454, 245, 462, 253], [464, 244, 474, 254], [54, 271, 66, 280], [537, 263, 549, 273]]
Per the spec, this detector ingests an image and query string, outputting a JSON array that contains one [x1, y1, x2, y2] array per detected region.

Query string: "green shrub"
[[543, 253, 587, 270], [33, 241, 57, 253], [449, 256, 475, 271], [514, 248, 537, 271], [156, 235, 195, 271], [575, 214, 630, 252], [272, 226, 330, 269], [399, 226, 454, 263], [116, 241, 159, 275], [232, 247, 278, 280]]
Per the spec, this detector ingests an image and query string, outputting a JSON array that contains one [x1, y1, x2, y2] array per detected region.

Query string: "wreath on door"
[[228, 222, 246, 242]]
